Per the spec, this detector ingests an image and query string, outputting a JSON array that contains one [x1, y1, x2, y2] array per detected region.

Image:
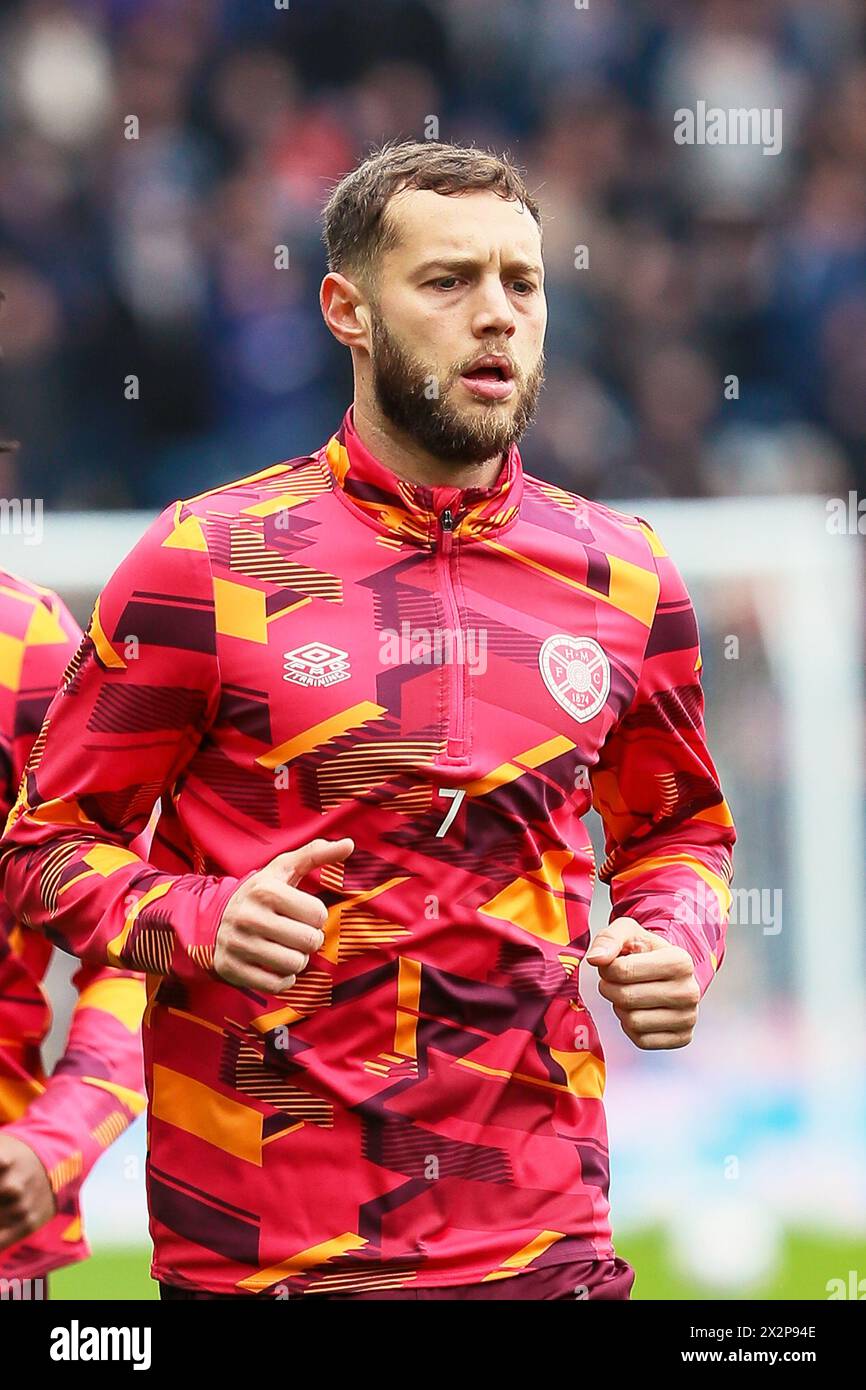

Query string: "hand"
[[0, 1132, 57, 1252], [584, 916, 700, 1050], [214, 837, 354, 992]]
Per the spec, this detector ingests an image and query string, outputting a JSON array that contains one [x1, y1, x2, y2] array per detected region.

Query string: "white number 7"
[[435, 787, 465, 838]]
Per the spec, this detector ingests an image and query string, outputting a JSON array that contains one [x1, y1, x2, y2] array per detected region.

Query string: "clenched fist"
[[584, 916, 701, 1050], [0, 1133, 56, 1252], [214, 837, 354, 993]]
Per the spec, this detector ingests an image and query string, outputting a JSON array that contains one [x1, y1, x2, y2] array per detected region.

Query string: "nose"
[[470, 275, 517, 340]]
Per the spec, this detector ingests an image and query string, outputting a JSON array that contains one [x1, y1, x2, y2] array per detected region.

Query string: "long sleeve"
[[0, 576, 145, 1221], [1, 960, 146, 1206], [0, 503, 242, 981], [589, 519, 737, 998]]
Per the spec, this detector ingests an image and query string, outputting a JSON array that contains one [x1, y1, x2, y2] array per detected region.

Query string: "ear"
[[320, 272, 371, 351]]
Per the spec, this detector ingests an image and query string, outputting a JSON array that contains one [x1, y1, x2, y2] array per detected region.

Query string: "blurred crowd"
[[0, 0, 864, 509]]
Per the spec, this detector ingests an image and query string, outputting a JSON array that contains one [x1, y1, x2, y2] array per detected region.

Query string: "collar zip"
[[322, 406, 524, 548]]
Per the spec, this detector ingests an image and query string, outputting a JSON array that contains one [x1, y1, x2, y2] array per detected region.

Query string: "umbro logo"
[[283, 641, 351, 688]]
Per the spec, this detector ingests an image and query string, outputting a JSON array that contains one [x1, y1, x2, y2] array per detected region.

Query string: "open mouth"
[[463, 365, 507, 381], [459, 357, 516, 399], [462, 357, 513, 382]]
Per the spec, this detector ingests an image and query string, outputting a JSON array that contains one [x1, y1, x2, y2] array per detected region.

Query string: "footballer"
[[0, 141, 735, 1300]]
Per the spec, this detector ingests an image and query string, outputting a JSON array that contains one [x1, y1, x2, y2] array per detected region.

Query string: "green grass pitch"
[[49, 1229, 865, 1301]]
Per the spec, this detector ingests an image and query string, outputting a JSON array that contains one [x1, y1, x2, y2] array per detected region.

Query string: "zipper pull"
[[438, 505, 462, 551]]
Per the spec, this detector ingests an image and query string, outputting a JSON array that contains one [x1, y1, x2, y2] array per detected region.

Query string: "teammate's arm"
[[0, 959, 146, 1252], [0, 583, 145, 1249]]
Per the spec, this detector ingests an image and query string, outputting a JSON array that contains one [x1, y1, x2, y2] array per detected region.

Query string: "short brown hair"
[[321, 139, 542, 290]]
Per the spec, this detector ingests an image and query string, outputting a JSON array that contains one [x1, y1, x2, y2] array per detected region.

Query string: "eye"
[[511, 279, 536, 294], [429, 276, 461, 290]]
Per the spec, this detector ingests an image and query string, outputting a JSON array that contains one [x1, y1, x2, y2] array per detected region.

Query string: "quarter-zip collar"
[[322, 405, 524, 547]]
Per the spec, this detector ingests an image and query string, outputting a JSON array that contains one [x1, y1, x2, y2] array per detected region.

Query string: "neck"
[[351, 397, 505, 491]]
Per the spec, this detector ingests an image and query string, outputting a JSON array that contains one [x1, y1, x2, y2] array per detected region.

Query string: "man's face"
[[365, 187, 547, 465]]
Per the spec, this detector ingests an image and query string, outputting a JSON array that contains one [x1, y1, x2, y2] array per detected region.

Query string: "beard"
[[368, 310, 545, 466]]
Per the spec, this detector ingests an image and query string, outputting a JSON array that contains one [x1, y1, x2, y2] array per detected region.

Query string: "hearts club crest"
[[539, 634, 610, 724]]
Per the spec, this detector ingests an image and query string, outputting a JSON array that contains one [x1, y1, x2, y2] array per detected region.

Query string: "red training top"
[[0, 407, 735, 1294]]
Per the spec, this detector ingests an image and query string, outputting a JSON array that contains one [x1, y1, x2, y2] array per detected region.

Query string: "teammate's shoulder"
[[0, 564, 78, 650], [521, 470, 666, 562], [0, 567, 67, 630]]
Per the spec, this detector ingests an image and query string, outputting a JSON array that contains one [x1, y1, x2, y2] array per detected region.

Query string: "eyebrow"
[[414, 256, 544, 280]]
